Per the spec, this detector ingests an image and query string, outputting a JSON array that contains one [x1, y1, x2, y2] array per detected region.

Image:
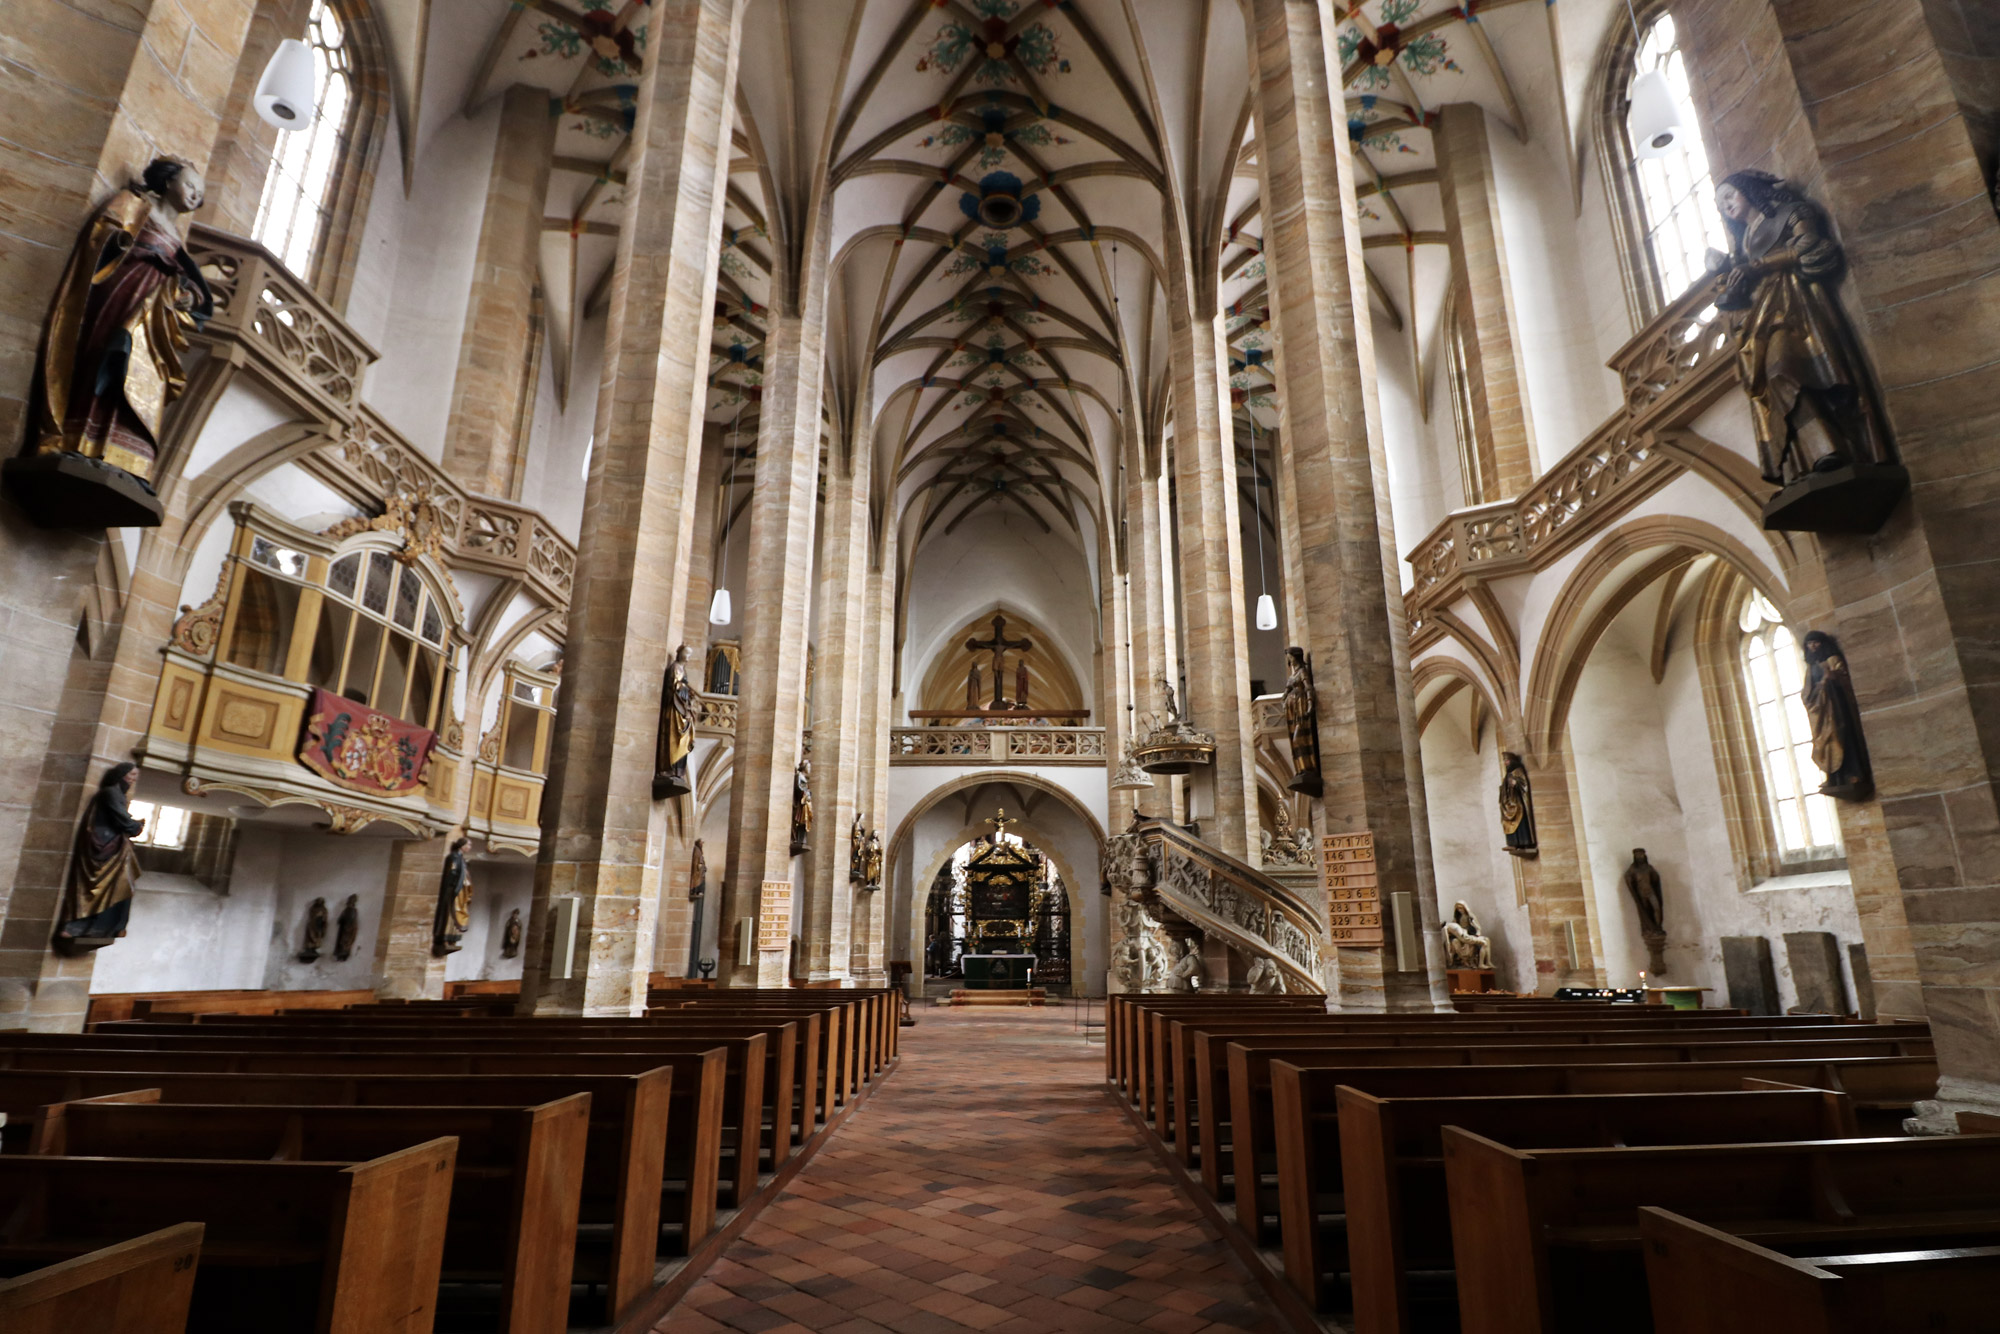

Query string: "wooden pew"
[[0, 1140, 455, 1333], [83, 989, 374, 1025], [1324, 1085, 1857, 1326], [0, 1038, 753, 1216], [0, 1223, 203, 1334], [1168, 1017, 1907, 1185], [1107, 995, 1321, 1099], [41, 1096, 589, 1334], [1441, 1131, 2000, 1334], [1639, 1206, 2000, 1334], [102, 1018, 806, 1174], [0, 1066, 671, 1323], [1225, 1038, 1932, 1246]]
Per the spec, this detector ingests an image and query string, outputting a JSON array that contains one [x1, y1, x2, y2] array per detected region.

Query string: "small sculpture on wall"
[[654, 644, 696, 800], [1282, 646, 1324, 797], [863, 828, 884, 892], [1166, 937, 1205, 992], [1707, 170, 1904, 534], [965, 660, 982, 710], [1498, 752, 1538, 857], [332, 894, 360, 962], [432, 835, 473, 957], [1622, 849, 1668, 976], [1245, 955, 1285, 994], [1160, 676, 1183, 726], [298, 897, 330, 963], [500, 908, 523, 959], [1442, 900, 1494, 971], [789, 759, 812, 856], [849, 813, 867, 883], [1800, 630, 1873, 801], [53, 762, 144, 955], [8, 157, 215, 529], [685, 838, 707, 979]]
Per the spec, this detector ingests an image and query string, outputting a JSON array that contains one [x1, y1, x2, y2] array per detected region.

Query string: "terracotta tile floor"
[[653, 1005, 1286, 1334]]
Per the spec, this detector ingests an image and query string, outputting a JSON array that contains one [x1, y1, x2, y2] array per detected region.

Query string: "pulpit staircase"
[[1114, 816, 1326, 994]]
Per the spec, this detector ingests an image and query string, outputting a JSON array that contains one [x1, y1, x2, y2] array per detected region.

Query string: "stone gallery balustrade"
[[1403, 278, 1734, 636], [889, 727, 1107, 765]]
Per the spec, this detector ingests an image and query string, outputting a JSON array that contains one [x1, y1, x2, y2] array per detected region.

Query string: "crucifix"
[[965, 613, 1032, 710], [988, 808, 1016, 839]]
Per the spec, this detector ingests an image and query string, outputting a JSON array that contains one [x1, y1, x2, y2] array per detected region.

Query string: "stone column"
[[443, 84, 558, 499], [0, 0, 257, 1027], [850, 532, 897, 983], [1163, 292, 1260, 861], [1434, 102, 1538, 498], [1673, 0, 2000, 1115], [517, 0, 743, 1016], [1243, 0, 1443, 1007], [801, 408, 873, 981], [1125, 446, 1179, 823], [373, 835, 452, 999], [718, 211, 832, 988]]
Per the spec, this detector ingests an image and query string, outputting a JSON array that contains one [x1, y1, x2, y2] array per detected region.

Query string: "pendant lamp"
[[255, 39, 318, 131], [1627, 68, 1685, 158], [1255, 593, 1278, 632]]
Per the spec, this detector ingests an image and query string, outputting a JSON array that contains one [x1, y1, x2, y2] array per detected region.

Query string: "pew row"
[[0, 1223, 203, 1334]]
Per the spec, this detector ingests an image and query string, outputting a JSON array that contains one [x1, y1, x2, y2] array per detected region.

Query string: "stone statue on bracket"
[[53, 762, 143, 955], [1707, 169, 1904, 534], [8, 157, 215, 529], [1442, 900, 1494, 971], [432, 835, 473, 957], [500, 907, 523, 959], [1800, 630, 1873, 801], [332, 894, 360, 962], [1167, 937, 1205, 992], [965, 661, 982, 711], [653, 644, 696, 800], [1622, 849, 1668, 976], [849, 813, 867, 884], [1159, 676, 1183, 727], [789, 759, 813, 856], [1498, 752, 1538, 857], [298, 897, 329, 963], [1282, 647, 1324, 797]]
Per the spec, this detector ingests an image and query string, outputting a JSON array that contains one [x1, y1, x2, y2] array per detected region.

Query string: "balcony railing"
[[889, 727, 1106, 765], [185, 226, 578, 615], [1403, 277, 1735, 633]]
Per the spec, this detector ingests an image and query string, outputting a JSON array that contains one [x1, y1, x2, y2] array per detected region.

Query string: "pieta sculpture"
[[1442, 900, 1494, 971]]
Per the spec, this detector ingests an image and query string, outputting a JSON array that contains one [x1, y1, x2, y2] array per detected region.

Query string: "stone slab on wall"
[[1722, 935, 1780, 1015], [1783, 931, 1851, 1016], [1849, 942, 1876, 1022]]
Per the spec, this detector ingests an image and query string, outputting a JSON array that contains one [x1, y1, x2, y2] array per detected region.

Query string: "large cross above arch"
[[966, 613, 1032, 710]]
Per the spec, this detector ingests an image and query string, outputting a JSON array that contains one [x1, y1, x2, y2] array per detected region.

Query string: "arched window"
[[252, 0, 354, 277], [1441, 285, 1487, 507], [1596, 8, 1731, 321], [1738, 594, 1842, 859]]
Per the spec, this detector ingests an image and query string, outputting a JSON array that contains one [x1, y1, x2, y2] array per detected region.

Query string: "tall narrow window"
[[1624, 14, 1728, 306], [1739, 595, 1842, 859], [252, 0, 354, 278], [1442, 297, 1486, 506]]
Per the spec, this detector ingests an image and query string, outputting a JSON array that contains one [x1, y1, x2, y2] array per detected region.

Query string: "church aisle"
[[654, 1006, 1286, 1334]]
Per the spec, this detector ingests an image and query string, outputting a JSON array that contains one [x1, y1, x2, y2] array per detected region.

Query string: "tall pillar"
[[1125, 447, 1179, 822], [0, 0, 258, 1026], [1244, 0, 1443, 1007], [1434, 102, 1538, 498], [718, 216, 832, 988], [801, 407, 874, 981], [518, 0, 743, 1016], [373, 835, 451, 999], [444, 84, 557, 499], [851, 528, 897, 983], [1675, 0, 2000, 1113], [1163, 293, 1260, 861]]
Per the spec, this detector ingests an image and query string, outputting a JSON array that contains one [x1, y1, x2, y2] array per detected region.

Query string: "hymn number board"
[[1322, 831, 1384, 945]]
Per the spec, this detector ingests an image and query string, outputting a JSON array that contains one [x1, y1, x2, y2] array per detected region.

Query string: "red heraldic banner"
[[300, 689, 437, 796]]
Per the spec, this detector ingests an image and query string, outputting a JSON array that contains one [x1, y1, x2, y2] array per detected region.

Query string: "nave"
[[658, 1007, 1282, 1334]]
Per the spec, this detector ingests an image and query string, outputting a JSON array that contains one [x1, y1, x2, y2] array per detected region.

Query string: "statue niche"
[[9, 157, 215, 528], [1707, 170, 1905, 534]]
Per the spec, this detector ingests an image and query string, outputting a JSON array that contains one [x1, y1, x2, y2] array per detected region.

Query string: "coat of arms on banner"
[[300, 688, 437, 796]]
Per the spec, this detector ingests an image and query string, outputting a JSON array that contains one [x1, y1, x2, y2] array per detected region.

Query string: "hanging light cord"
[[715, 400, 746, 600], [1249, 412, 1270, 609]]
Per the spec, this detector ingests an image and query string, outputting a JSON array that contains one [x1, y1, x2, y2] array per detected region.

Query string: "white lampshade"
[[707, 587, 732, 626], [255, 38, 318, 131], [1626, 68, 1684, 159], [1254, 593, 1278, 632]]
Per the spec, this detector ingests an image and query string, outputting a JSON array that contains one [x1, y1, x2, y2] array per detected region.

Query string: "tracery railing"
[[1403, 278, 1732, 631], [889, 727, 1106, 765]]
